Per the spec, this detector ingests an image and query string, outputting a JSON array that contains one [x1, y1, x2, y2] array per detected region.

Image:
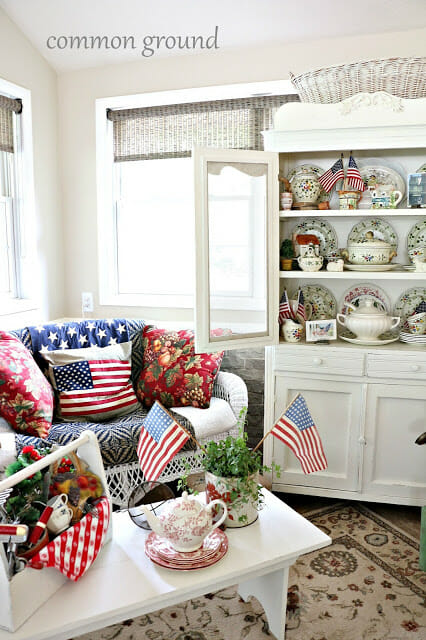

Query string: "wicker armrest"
[[212, 371, 248, 421]]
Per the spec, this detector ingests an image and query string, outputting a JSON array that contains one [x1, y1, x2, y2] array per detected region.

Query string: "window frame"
[[0, 77, 37, 318], [96, 80, 295, 310]]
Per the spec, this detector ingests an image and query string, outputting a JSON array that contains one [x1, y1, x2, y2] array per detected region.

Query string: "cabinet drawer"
[[274, 351, 365, 377], [367, 353, 426, 380]]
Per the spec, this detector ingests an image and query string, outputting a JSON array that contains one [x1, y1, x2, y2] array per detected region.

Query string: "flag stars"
[[67, 327, 77, 338], [117, 323, 126, 335], [78, 334, 88, 345], [97, 328, 107, 339], [59, 340, 69, 350], [48, 331, 58, 343], [108, 337, 117, 346], [86, 321, 96, 331], [39, 344, 50, 354]]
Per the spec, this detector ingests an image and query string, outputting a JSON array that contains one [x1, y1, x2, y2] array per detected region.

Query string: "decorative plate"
[[416, 163, 426, 173], [394, 288, 426, 322], [339, 283, 391, 315], [145, 530, 228, 570], [291, 218, 338, 256], [359, 162, 406, 198], [399, 330, 426, 344], [287, 164, 330, 203], [298, 284, 337, 319], [340, 334, 399, 346], [343, 263, 400, 272], [347, 217, 398, 253], [407, 221, 426, 261], [152, 530, 222, 562]]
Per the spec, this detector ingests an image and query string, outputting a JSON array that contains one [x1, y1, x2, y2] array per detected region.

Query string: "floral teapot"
[[141, 491, 227, 552]]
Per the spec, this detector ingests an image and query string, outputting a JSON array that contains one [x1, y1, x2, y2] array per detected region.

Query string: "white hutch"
[[193, 92, 426, 507]]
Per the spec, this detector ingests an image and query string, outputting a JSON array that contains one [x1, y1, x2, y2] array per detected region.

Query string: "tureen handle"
[[205, 499, 228, 533], [391, 316, 401, 329], [336, 313, 347, 327]]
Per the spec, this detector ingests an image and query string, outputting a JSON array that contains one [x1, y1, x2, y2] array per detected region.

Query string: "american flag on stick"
[[279, 289, 294, 324], [137, 401, 191, 481], [319, 156, 344, 192], [271, 394, 327, 474], [346, 155, 366, 192], [296, 289, 306, 322], [52, 359, 138, 418]]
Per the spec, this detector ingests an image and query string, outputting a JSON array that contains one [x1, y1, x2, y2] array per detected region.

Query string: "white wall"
[[56, 27, 426, 323], [0, 7, 63, 329]]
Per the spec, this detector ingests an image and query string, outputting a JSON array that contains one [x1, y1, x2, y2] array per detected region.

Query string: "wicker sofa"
[[4, 319, 247, 507]]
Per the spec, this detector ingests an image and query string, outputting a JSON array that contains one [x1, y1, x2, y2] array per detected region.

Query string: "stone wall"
[[221, 348, 265, 448]]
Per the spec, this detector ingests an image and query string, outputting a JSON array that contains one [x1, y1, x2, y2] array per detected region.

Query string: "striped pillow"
[[43, 342, 139, 421]]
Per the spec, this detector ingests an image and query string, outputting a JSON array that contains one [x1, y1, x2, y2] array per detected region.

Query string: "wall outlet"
[[81, 291, 94, 313]]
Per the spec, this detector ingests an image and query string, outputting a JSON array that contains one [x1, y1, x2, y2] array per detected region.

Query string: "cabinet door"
[[271, 375, 363, 491], [363, 384, 426, 501], [193, 147, 279, 352]]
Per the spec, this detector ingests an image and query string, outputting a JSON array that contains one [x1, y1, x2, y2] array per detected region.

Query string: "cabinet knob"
[[313, 357, 323, 366], [358, 437, 367, 445], [410, 364, 420, 372]]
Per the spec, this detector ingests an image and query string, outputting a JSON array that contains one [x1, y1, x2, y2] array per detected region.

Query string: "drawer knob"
[[410, 364, 420, 372], [358, 437, 367, 445], [313, 357, 323, 366]]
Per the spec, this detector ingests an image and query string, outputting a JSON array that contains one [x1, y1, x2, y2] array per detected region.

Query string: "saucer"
[[344, 263, 400, 272], [340, 335, 399, 346], [151, 530, 223, 563], [145, 529, 228, 570]]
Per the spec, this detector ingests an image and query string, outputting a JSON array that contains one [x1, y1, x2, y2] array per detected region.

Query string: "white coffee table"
[[0, 490, 330, 640]]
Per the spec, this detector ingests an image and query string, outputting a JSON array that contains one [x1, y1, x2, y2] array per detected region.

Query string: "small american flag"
[[296, 289, 306, 322], [279, 289, 294, 324], [319, 157, 344, 192], [137, 401, 190, 481], [347, 155, 366, 192], [271, 394, 327, 474], [52, 359, 138, 418]]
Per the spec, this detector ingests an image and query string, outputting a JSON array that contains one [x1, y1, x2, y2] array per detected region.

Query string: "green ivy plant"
[[178, 409, 280, 523]]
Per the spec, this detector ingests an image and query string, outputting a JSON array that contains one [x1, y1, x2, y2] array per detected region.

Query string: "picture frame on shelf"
[[306, 319, 337, 342]]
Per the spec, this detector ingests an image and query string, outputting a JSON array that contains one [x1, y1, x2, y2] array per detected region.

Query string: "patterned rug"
[[73, 502, 425, 640]]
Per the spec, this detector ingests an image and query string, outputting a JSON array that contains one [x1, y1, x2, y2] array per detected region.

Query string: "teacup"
[[47, 493, 73, 535], [338, 190, 362, 210], [407, 312, 426, 335], [280, 192, 293, 210]]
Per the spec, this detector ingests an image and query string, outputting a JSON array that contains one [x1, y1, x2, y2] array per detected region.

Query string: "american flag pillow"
[[45, 342, 139, 421]]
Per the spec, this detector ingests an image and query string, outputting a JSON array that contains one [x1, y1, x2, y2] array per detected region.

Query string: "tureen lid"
[[348, 231, 390, 249], [349, 299, 387, 316]]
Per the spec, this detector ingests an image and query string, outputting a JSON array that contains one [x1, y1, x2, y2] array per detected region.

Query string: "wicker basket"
[[290, 57, 426, 104]]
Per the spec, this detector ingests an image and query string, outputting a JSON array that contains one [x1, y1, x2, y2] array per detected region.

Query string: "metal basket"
[[290, 57, 426, 104]]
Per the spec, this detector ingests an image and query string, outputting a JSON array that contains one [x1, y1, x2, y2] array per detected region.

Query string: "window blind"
[[107, 94, 299, 162], [0, 95, 22, 154]]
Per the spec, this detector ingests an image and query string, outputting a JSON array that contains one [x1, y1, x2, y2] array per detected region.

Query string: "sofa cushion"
[[137, 327, 224, 409], [0, 331, 54, 438], [42, 342, 139, 421], [14, 405, 196, 468]]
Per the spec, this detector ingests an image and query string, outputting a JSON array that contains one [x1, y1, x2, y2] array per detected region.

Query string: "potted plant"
[[280, 239, 294, 271], [180, 411, 280, 528]]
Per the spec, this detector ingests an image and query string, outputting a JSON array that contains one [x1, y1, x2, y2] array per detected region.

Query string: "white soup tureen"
[[337, 299, 400, 341]]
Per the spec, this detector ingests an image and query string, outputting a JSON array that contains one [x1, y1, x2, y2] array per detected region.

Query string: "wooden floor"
[[278, 492, 422, 540]]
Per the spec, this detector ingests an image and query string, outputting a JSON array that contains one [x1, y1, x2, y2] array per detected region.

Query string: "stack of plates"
[[399, 331, 426, 344], [145, 529, 228, 570]]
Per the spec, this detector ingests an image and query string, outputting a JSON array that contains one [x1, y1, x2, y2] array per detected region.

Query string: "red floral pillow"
[[136, 327, 224, 409], [0, 331, 54, 438]]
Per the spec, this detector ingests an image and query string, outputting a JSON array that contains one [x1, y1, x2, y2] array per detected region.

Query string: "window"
[[97, 82, 298, 309], [0, 80, 35, 318]]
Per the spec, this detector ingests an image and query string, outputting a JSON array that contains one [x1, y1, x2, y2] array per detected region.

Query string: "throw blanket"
[[28, 319, 130, 367]]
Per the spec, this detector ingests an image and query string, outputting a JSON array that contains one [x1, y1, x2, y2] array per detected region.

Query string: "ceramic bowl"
[[407, 312, 426, 335]]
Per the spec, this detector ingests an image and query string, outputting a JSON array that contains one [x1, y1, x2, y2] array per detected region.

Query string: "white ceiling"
[[1, 0, 426, 72]]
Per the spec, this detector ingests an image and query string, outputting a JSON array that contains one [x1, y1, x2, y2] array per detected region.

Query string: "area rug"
[[73, 502, 425, 640]]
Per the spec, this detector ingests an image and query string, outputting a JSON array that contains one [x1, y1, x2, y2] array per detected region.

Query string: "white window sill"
[[0, 297, 38, 317]]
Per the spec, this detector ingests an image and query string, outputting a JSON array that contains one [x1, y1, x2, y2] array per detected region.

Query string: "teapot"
[[337, 299, 400, 341], [141, 491, 227, 552], [297, 253, 323, 272]]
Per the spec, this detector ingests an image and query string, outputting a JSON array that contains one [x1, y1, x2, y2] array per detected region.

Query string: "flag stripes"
[[319, 157, 344, 192]]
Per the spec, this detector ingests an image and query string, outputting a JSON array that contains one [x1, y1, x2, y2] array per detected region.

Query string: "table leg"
[[238, 566, 289, 640]]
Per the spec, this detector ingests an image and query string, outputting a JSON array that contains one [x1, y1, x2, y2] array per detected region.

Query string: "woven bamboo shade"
[[0, 95, 22, 154], [107, 95, 299, 162]]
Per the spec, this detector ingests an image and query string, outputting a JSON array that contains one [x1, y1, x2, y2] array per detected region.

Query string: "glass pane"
[[207, 161, 268, 341], [116, 158, 194, 297]]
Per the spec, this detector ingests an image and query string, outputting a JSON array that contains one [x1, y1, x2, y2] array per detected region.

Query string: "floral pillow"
[[136, 327, 224, 409], [0, 331, 54, 438]]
